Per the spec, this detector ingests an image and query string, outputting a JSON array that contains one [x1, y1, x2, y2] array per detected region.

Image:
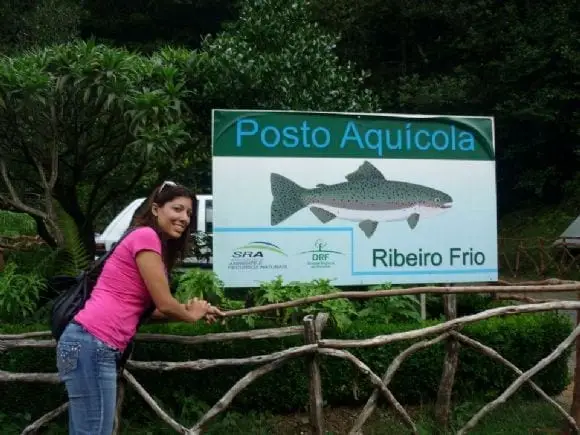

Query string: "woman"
[[56, 181, 224, 434]]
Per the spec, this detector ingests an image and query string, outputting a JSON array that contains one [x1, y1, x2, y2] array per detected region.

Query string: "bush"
[[3, 245, 54, 276], [174, 272, 423, 332], [0, 310, 572, 422], [0, 263, 47, 323], [425, 293, 509, 319], [0, 211, 36, 237]]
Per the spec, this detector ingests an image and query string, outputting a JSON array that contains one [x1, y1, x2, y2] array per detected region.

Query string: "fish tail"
[[270, 173, 305, 225]]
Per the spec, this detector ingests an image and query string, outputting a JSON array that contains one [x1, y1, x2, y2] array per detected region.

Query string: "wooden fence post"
[[112, 376, 127, 435], [303, 313, 329, 435], [567, 291, 580, 434], [113, 345, 135, 434], [435, 293, 459, 429]]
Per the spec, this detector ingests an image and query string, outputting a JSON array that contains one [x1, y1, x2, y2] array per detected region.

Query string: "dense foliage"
[[0, 0, 80, 55], [0, 0, 379, 253], [312, 0, 579, 212], [1, 1, 578, 228]]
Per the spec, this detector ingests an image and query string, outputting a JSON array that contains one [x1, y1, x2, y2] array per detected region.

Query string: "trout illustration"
[[270, 161, 453, 238]]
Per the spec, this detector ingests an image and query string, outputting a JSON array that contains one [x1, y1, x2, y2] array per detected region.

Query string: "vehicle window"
[[205, 200, 213, 233]]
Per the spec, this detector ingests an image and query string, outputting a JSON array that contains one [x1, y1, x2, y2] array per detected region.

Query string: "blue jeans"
[[56, 322, 121, 435]]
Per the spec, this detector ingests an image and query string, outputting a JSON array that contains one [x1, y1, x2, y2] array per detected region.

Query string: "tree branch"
[[458, 321, 580, 434], [0, 369, 59, 383], [350, 333, 450, 434], [48, 136, 59, 189], [135, 325, 304, 345], [451, 331, 578, 433], [0, 159, 48, 219], [319, 300, 580, 349], [122, 370, 187, 433], [21, 402, 69, 435], [222, 282, 580, 319], [319, 348, 417, 434], [84, 134, 132, 213], [0, 339, 55, 351], [189, 346, 314, 433], [126, 344, 317, 372]]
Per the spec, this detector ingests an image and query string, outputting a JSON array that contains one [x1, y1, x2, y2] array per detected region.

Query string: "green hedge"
[[0, 312, 572, 420]]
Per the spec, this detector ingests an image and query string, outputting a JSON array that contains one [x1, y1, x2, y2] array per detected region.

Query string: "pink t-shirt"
[[74, 226, 162, 351]]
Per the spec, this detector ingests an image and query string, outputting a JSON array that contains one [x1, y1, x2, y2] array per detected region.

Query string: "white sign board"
[[212, 109, 498, 287]]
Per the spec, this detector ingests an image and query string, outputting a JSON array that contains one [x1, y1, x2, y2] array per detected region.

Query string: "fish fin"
[[407, 213, 420, 229], [345, 161, 385, 182], [310, 207, 336, 223], [270, 173, 305, 226], [359, 220, 378, 238]]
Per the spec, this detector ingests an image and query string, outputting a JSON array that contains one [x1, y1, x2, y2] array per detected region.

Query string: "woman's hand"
[[185, 298, 225, 323], [185, 297, 212, 321], [204, 305, 226, 324]]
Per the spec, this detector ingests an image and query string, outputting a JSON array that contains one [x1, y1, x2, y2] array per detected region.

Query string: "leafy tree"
[[312, 0, 580, 212], [150, 0, 380, 194], [1, 0, 380, 251], [0, 40, 190, 251], [79, 0, 239, 53], [0, 0, 80, 54]]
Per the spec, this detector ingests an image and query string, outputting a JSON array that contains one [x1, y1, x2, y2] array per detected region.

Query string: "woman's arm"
[[149, 304, 190, 322], [136, 250, 210, 323]]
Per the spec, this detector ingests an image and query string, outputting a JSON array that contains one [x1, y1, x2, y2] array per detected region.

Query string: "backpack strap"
[[88, 227, 139, 274]]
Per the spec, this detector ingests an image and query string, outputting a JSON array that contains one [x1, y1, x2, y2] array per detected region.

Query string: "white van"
[[95, 194, 213, 265]]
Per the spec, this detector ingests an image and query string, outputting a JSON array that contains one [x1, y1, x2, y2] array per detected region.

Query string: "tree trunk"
[[32, 214, 57, 248], [55, 185, 96, 256]]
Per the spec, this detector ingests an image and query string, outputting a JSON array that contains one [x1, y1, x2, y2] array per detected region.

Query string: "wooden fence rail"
[[2, 280, 580, 434], [499, 237, 579, 278]]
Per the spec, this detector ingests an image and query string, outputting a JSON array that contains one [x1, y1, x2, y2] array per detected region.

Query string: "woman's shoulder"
[[126, 226, 159, 239], [119, 226, 162, 251]]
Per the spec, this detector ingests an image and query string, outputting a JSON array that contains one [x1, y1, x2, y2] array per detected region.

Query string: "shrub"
[[0, 310, 572, 422], [0, 211, 36, 237], [3, 245, 54, 276], [425, 293, 509, 319], [174, 273, 423, 331], [0, 263, 47, 323]]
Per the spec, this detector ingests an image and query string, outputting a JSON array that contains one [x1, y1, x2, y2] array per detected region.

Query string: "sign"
[[212, 109, 498, 287]]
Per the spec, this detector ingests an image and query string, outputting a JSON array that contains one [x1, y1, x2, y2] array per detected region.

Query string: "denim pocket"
[[96, 339, 121, 365], [56, 342, 81, 378], [96, 345, 121, 381]]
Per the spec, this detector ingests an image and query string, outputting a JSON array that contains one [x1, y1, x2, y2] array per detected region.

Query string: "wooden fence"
[[499, 237, 579, 278], [2, 279, 580, 434]]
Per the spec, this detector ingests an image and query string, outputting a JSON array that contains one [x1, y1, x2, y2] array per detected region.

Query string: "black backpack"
[[49, 228, 155, 367]]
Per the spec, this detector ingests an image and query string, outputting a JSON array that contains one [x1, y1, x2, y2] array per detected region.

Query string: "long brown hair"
[[131, 182, 197, 272]]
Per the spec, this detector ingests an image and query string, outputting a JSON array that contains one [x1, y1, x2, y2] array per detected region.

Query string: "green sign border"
[[212, 109, 495, 161]]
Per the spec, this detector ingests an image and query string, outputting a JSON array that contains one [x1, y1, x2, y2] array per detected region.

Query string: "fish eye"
[[434, 198, 440, 203]]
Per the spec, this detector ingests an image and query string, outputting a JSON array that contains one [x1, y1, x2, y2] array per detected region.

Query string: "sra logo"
[[231, 241, 287, 258], [229, 241, 288, 271]]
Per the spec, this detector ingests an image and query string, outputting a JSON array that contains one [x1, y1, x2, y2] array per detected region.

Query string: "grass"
[[0, 399, 570, 434]]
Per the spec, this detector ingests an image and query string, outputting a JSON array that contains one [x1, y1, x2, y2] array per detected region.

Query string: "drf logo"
[[312, 239, 330, 261], [299, 239, 344, 269]]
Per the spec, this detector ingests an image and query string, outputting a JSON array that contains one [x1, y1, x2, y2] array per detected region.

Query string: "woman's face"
[[153, 196, 193, 239]]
